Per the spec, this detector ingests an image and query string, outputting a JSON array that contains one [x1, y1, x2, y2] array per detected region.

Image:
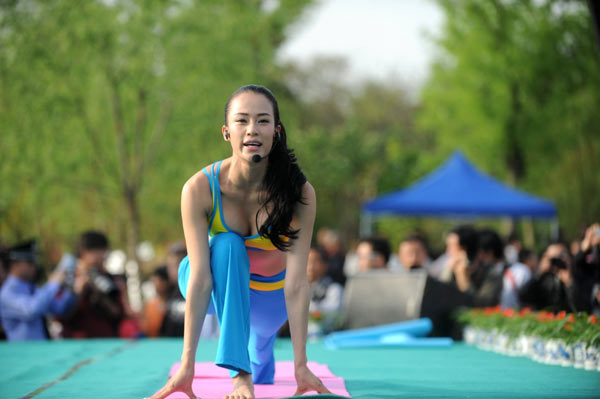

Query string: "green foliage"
[[419, 0, 600, 238], [458, 308, 600, 345], [1, 0, 598, 262], [0, 0, 311, 258], [283, 59, 428, 243]]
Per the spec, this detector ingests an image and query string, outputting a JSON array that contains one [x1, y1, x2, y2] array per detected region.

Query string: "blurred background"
[[1, 0, 599, 293]]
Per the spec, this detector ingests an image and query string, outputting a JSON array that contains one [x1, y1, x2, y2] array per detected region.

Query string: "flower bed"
[[458, 307, 600, 371]]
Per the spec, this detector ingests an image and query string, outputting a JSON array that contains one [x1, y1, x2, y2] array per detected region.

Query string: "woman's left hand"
[[293, 363, 332, 396]]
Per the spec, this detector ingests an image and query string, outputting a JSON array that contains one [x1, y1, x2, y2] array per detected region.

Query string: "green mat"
[[1, 338, 599, 398]]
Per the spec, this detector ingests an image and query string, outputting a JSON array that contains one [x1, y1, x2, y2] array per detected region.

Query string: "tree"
[[418, 0, 600, 238], [282, 58, 426, 242], [0, 0, 312, 307]]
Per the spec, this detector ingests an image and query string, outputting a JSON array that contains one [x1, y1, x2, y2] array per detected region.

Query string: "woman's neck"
[[227, 156, 267, 191]]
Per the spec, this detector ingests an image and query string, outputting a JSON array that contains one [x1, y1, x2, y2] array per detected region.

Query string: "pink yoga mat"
[[159, 361, 350, 399], [169, 361, 336, 379]]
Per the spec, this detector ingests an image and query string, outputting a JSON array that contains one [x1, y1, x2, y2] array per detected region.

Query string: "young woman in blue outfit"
[[148, 85, 331, 399]]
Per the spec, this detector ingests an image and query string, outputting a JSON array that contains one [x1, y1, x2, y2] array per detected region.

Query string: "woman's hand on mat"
[[293, 364, 332, 396], [145, 365, 197, 399]]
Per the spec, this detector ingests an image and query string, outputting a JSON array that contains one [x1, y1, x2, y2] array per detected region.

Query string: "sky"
[[277, 0, 445, 95]]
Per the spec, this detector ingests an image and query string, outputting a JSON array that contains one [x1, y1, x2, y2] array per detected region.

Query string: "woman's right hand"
[[145, 364, 197, 399]]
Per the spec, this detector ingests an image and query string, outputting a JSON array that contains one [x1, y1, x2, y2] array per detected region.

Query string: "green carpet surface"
[[0, 338, 598, 399]]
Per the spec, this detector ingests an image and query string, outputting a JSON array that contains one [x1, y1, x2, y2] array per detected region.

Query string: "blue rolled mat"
[[324, 332, 453, 349], [326, 318, 433, 342]]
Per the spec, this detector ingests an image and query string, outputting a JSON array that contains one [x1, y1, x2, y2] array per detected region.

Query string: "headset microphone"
[[252, 132, 280, 163]]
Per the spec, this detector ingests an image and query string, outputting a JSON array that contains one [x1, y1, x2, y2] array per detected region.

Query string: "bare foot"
[[225, 371, 254, 399]]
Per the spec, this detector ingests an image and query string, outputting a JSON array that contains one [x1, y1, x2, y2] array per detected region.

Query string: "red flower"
[[519, 308, 532, 317], [537, 311, 554, 321], [556, 311, 567, 319], [502, 309, 515, 318], [590, 315, 597, 324], [565, 322, 573, 331]]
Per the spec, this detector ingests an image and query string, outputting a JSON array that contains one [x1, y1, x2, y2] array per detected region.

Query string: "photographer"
[[0, 240, 75, 340], [519, 242, 576, 312], [572, 224, 600, 314], [60, 231, 124, 338]]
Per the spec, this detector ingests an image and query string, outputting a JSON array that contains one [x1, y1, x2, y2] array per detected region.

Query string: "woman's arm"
[[284, 182, 331, 396], [179, 176, 214, 368], [148, 173, 213, 399]]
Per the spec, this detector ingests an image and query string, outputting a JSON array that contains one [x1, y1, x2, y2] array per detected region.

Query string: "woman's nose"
[[246, 120, 259, 134]]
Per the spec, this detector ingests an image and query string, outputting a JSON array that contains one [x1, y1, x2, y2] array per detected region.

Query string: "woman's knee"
[[210, 232, 245, 251], [210, 232, 249, 274]]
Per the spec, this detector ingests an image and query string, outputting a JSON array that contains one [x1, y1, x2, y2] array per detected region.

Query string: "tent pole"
[[360, 212, 373, 237], [522, 217, 535, 248], [550, 218, 560, 242]]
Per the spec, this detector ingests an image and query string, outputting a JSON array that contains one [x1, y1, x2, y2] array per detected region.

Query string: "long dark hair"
[[224, 84, 307, 251]]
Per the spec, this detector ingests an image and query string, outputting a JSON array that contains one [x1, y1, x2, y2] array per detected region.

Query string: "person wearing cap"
[[59, 231, 124, 338], [0, 240, 74, 341]]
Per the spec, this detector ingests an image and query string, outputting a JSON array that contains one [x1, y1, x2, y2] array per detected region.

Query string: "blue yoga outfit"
[[177, 161, 289, 384]]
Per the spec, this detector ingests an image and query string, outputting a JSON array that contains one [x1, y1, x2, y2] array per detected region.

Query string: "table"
[[1, 338, 598, 398]]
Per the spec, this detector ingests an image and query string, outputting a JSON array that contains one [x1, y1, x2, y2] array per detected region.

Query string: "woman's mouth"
[[244, 142, 262, 151]]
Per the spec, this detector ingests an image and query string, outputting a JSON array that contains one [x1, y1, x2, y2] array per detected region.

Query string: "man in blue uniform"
[[0, 240, 74, 340]]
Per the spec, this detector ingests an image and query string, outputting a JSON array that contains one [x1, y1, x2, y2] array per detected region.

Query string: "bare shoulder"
[[301, 181, 316, 204], [181, 166, 213, 213], [295, 181, 316, 219], [289, 181, 316, 248]]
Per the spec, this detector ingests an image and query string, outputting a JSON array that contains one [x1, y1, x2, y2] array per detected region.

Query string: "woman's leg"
[[248, 271, 288, 384], [178, 232, 252, 376], [209, 232, 252, 375]]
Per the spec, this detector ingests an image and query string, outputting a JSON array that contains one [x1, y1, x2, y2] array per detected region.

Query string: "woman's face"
[[224, 91, 280, 162]]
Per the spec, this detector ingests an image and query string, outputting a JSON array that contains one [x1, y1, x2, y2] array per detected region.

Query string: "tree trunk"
[[123, 185, 143, 313]]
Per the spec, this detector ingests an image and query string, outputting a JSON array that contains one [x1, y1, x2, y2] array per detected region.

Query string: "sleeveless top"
[[202, 160, 281, 251]]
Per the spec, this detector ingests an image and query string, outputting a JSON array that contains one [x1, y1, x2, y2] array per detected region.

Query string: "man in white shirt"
[[500, 249, 538, 309]]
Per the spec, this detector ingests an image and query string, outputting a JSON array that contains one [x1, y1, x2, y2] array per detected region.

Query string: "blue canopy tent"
[[361, 151, 557, 236]]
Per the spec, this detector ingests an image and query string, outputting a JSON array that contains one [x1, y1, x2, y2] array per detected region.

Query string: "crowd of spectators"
[[1, 223, 599, 342]]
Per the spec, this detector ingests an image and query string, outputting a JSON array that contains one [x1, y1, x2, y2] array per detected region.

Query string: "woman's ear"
[[222, 125, 230, 141], [275, 125, 282, 140]]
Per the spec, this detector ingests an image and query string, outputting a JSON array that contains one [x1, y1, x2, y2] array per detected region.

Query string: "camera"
[[549, 257, 568, 270], [89, 268, 118, 294]]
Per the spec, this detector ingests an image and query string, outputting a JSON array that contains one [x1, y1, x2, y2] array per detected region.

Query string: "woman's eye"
[[236, 119, 247, 123], [259, 119, 269, 124]]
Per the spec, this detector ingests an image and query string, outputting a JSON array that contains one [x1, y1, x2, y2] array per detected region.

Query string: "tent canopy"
[[363, 151, 556, 219]]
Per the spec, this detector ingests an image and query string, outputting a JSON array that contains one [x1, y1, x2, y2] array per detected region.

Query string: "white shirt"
[[500, 262, 532, 309]]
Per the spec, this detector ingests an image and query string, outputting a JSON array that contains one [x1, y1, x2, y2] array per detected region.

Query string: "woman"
[[148, 85, 331, 399]]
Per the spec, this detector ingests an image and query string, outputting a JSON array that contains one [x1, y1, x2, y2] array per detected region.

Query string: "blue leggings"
[[178, 232, 288, 384]]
